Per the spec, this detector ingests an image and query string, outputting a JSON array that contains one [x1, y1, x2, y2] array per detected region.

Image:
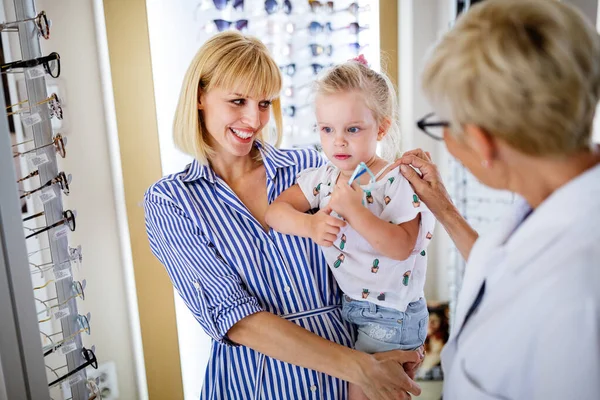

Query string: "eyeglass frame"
[[7, 93, 63, 119], [19, 171, 71, 200], [47, 347, 98, 387], [416, 112, 450, 141], [25, 209, 76, 239], [0, 11, 50, 39], [13, 133, 67, 159], [1, 52, 60, 78]]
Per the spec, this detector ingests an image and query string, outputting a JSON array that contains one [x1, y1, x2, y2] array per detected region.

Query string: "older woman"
[[399, 0, 600, 399]]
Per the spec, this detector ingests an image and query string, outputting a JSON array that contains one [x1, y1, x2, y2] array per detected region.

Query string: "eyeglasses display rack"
[[0, 0, 97, 399]]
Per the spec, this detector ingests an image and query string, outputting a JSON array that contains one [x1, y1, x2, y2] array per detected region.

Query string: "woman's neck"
[[209, 147, 261, 184], [507, 147, 600, 209]]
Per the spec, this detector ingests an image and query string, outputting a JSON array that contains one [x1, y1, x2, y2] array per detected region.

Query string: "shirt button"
[[284, 286, 291, 293], [310, 385, 317, 392]]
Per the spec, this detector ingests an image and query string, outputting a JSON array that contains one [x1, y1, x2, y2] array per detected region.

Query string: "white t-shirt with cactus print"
[[297, 163, 436, 312]]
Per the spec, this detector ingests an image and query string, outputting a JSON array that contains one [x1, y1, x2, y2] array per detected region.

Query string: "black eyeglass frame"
[[1, 52, 60, 78], [25, 209, 76, 239], [416, 112, 450, 141], [47, 347, 98, 387]]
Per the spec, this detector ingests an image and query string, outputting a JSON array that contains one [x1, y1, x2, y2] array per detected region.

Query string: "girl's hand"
[[329, 180, 363, 219], [309, 207, 346, 247], [355, 349, 423, 400]]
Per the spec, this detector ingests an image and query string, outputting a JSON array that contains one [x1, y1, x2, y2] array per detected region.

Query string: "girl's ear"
[[377, 118, 391, 140], [198, 90, 204, 110]]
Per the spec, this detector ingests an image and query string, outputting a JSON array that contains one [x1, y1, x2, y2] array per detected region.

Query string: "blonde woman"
[[144, 32, 422, 400], [399, 0, 600, 399]]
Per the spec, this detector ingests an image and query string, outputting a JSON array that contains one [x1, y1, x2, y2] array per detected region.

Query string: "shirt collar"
[[180, 140, 296, 183], [500, 163, 600, 274]]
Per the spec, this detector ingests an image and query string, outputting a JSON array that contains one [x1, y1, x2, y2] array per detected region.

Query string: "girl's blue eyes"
[[320, 127, 360, 134]]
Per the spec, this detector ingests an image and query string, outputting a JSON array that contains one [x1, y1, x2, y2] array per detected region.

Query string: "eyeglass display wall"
[[194, 0, 379, 150], [0, 1, 99, 399]]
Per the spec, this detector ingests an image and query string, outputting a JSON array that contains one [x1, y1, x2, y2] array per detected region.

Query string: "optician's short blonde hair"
[[173, 31, 283, 164], [422, 0, 600, 157]]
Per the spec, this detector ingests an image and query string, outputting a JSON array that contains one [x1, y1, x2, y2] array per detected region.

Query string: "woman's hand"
[[355, 349, 423, 400], [394, 149, 454, 219]]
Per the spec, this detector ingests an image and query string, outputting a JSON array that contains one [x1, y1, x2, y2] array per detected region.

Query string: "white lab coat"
[[442, 164, 600, 400]]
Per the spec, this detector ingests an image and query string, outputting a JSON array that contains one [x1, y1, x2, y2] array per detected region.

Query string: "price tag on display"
[[38, 187, 57, 204], [26, 65, 46, 79], [54, 268, 72, 282], [60, 340, 78, 356], [53, 305, 70, 321], [53, 225, 70, 240], [68, 372, 84, 386], [26, 152, 49, 169], [21, 112, 42, 128]]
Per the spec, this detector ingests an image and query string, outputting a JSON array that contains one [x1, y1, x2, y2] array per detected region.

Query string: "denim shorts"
[[341, 295, 428, 354]]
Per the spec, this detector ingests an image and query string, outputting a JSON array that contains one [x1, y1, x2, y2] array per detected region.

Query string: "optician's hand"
[[356, 349, 423, 400], [393, 149, 454, 219]]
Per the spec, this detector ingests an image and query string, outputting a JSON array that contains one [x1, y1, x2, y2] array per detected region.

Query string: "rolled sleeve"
[[144, 190, 264, 345]]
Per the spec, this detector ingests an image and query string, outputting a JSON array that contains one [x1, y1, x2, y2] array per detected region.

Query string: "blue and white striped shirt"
[[144, 141, 354, 399]]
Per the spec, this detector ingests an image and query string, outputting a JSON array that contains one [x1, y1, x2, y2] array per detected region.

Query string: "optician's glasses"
[[213, 19, 248, 32], [1, 52, 60, 78], [6, 93, 63, 119], [25, 209, 76, 239], [265, 0, 292, 14], [12, 133, 67, 159], [19, 171, 71, 199], [0, 11, 50, 39], [416, 112, 449, 141], [47, 346, 98, 387]]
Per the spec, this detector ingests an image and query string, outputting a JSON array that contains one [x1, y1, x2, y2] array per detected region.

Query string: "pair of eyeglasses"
[[280, 63, 296, 77], [311, 63, 333, 75], [308, 0, 334, 12], [0, 11, 50, 39], [7, 93, 63, 119], [12, 133, 67, 159], [417, 112, 449, 141], [25, 209, 76, 239], [308, 21, 332, 35], [265, 0, 292, 14], [283, 104, 309, 118], [212, 0, 244, 10], [213, 19, 248, 32], [29, 246, 82, 276], [19, 171, 71, 199], [41, 313, 91, 355], [36, 280, 86, 318], [47, 346, 98, 387], [309, 43, 333, 57], [1, 52, 60, 78]]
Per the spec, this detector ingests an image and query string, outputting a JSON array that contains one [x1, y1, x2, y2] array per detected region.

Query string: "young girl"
[[265, 56, 436, 399]]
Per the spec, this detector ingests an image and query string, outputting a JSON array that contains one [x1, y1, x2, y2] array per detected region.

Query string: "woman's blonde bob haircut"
[[173, 31, 283, 164], [422, 0, 600, 157]]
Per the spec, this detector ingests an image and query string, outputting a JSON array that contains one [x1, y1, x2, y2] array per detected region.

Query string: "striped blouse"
[[144, 141, 354, 400]]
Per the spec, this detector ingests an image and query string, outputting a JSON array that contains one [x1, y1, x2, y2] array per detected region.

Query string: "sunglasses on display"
[[311, 63, 333, 75], [12, 133, 67, 159], [283, 104, 310, 118], [25, 209, 76, 240], [212, 0, 244, 10], [416, 112, 449, 141], [309, 43, 333, 57], [308, 21, 332, 35], [265, 0, 292, 15], [280, 63, 296, 77], [213, 19, 248, 32], [47, 346, 98, 387], [6, 93, 63, 119], [1, 52, 60, 78], [19, 171, 71, 200], [308, 0, 334, 13], [0, 11, 50, 39]]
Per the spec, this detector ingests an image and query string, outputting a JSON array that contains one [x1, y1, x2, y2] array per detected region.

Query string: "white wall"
[[1, 1, 140, 398]]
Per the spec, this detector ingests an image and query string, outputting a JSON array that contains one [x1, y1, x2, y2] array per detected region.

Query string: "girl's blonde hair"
[[173, 31, 283, 164], [422, 0, 600, 157], [314, 60, 401, 161]]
